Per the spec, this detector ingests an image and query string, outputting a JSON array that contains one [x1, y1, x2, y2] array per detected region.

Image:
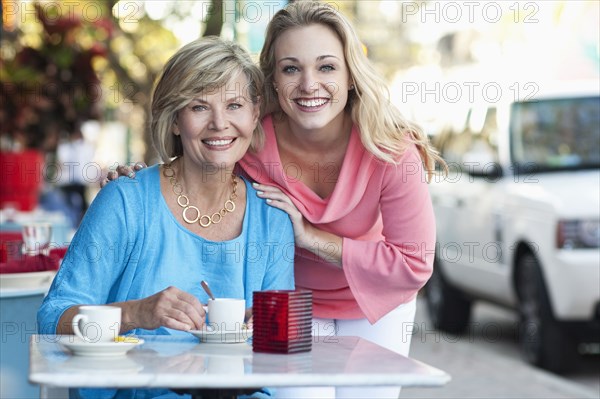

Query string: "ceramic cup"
[[22, 222, 52, 256], [72, 305, 121, 343], [206, 298, 245, 332]]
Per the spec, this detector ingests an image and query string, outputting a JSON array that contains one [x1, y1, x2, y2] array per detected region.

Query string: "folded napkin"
[[0, 248, 67, 274]]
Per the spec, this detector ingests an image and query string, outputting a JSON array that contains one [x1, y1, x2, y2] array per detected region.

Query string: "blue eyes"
[[191, 103, 241, 111], [282, 65, 299, 74], [282, 65, 336, 73]]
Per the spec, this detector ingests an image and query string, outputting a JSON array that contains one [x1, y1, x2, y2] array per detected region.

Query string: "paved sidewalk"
[[402, 300, 599, 399]]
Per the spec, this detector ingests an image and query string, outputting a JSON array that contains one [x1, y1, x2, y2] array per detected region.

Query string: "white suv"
[[425, 82, 600, 373]]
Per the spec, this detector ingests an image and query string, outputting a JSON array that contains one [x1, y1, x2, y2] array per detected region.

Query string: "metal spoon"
[[201, 280, 216, 301]]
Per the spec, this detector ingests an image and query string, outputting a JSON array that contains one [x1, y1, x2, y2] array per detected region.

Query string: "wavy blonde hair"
[[151, 37, 264, 162], [260, 1, 445, 179]]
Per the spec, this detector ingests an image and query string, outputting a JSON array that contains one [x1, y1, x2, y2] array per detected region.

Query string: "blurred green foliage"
[[0, 0, 213, 155]]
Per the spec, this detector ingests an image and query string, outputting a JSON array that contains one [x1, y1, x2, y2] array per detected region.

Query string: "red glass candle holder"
[[253, 290, 312, 354]]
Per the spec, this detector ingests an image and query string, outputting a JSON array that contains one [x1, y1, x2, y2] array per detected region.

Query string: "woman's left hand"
[[253, 183, 314, 248]]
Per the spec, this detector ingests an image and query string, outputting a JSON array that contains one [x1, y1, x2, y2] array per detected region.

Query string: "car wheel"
[[425, 259, 472, 334], [515, 252, 578, 373]]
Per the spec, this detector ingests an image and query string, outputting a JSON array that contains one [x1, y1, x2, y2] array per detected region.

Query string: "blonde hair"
[[151, 37, 264, 162], [260, 1, 445, 179]]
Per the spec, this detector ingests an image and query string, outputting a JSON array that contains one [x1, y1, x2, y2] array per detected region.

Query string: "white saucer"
[[189, 327, 253, 344], [58, 336, 145, 357]]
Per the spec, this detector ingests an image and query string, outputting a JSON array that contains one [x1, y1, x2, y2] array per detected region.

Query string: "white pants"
[[273, 298, 417, 399]]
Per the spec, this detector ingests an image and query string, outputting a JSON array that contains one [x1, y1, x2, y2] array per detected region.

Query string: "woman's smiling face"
[[273, 24, 352, 132], [173, 73, 259, 169]]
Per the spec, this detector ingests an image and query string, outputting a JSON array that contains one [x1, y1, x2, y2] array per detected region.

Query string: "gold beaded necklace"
[[163, 163, 237, 228]]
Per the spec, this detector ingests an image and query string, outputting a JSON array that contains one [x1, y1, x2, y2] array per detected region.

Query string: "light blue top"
[[37, 165, 293, 399]]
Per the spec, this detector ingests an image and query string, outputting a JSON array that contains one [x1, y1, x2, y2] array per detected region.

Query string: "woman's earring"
[[349, 84, 355, 90]]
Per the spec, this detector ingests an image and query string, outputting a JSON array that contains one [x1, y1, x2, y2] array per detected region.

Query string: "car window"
[[511, 96, 600, 171]]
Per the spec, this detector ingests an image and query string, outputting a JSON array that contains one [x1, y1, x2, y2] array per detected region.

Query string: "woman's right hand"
[[121, 286, 205, 332], [101, 162, 147, 188]]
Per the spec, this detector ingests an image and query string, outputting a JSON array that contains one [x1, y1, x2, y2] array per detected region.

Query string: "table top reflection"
[[30, 334, 450, 390]]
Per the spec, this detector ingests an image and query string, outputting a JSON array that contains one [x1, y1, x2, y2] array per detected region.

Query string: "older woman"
[[38, 37, 294, 399]]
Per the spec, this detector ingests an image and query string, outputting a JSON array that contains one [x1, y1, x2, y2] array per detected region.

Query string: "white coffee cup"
[[72, 305, 121, 343], [206, 298, 245, 331]]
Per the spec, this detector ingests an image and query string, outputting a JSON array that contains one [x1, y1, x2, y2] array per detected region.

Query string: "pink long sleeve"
[[342, 148, 435, 323], [239, 115, 436, 323]]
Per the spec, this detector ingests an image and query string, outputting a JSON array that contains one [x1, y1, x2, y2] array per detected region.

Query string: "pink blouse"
[[239, 115, 435, 323]]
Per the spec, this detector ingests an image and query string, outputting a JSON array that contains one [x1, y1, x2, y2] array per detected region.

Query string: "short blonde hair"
[[151, 37, 264, 162], [261, 2, 445, 179]]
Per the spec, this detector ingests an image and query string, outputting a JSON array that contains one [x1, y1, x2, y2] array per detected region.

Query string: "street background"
[[404, 298, 599, 398]]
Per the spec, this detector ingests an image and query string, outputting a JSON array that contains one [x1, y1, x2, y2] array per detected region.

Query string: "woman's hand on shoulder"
[[100, 162, 147, 188], [122, 286, 205, 331]]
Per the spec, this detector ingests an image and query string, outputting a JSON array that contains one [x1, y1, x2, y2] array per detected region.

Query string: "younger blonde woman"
[[244, 2, 444, 397]]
